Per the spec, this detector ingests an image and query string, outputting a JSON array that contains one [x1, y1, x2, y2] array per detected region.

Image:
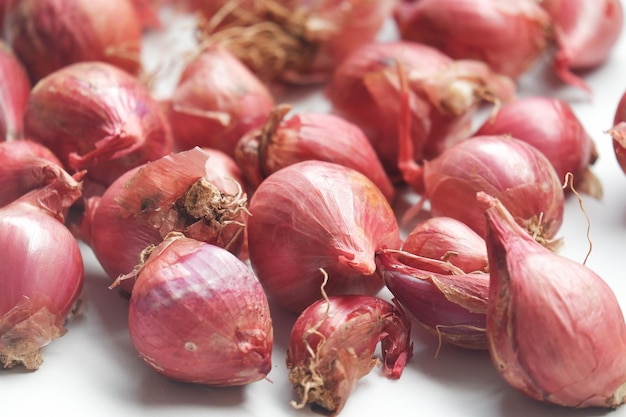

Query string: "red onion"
[[399, 130, 565, 246], [476, 96, 601, 198], [3, 0, 143, 83], [87, 147, 248, 293], [376, 249, 489, 350], [286, 293, 412, 415], [401, 216, 488, 274], [616, 91, 626, 125], [123, 233, 273, 385], [197, 0, 397, 84], [23, 61, 174, 189], [247, 160, 401, 313], [234, 104, 395, 201], [481, 192, 626, 408], [326, 40, 516, 180], [393, 0, 551, 80], [609, 122, 626, 176], [0, 173, 84, 369], [0, 40, 30, 141], [166, 45, 274, 156], [541, 0, 624, 92], [0, 139, 76, 207]]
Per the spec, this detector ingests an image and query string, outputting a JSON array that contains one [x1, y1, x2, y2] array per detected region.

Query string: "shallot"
[[23, 61, 174, 189], [0, 40, 30, 141], [0, 173, 84, 369], [610, 91, 626, 175], [122, 233, 273, 386], [393, 0, 551, 79], [481, 192, 626, 408], [246, 160, 401, 313], [286, 292, 412, 416], [233, 104, 395, 201], [3, 0, 143, 83]]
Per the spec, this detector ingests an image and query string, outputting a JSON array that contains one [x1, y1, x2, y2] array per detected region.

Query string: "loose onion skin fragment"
[[481, 192, 626, 408], [124, 233, 274, 386], [286, 294, 413, 416]]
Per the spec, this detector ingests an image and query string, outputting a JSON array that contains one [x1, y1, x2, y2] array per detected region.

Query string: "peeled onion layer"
[[481, 193, 626, 408], [246, 160, 401, 313]]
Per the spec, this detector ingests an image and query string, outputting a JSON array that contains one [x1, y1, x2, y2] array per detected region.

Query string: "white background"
[[3, 8, 626, 417]]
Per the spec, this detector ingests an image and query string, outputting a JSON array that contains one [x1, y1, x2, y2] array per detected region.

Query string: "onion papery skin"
[[127, 234, 273, 386], [401, 216, 488, 274], [481, 193, 626, 408], [0, 139, 75, 207], [609, 122, 626, 176], [541, 0, 624, 92], [246, 160, 401, 313], [393, 0, 551, 80], [0, 40, 30, 141], [326, 40, 515, 180], [476, 96, 600, 198], [376, 249, 489, 350], [413, 135, 564, 244], [286, 295, 413, 415], [23, 61, 174, 189], [166, 45, 274, 156], [233, 105, 395, 201], [0, 176, 84, 369], [2, 0, 142, 83], [89, 147, 248, 293]]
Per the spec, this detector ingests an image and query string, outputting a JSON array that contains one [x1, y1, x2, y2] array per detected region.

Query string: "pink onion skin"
[[376, 249, 489, 350], [127, 234, 273, 386], [609, 122, 626, 176], [23, 61, 174, 189], [234, 105, 395, 201], [326, 40, 515, 180], [0, 139, 77, 207], [403, 135, 564, 244], [481, 193, 626, 408], [2, 0, 142, 83], [166, 45, 274, 157], [541, 0, 624, 91], [393, 0, 551, 80], [0, 175, 84, 369], [286, 295, 413, 415], [476, 96, 600, 196], [402, 216, 488, 274], [0, 40, 30, 141], [247, 160, 401, 314], [616, 91, 626, 125]]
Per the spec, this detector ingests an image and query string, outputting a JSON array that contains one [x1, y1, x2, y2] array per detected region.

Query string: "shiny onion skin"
[[541, 0, 624, 92], [233, 104, 395, 201], [246, 160, 401, 313], [0, 40, 30, 141], [476, 96, 601, 198], [399, 134, 565, 246], [0, 174, 84, 369], [286, 294, 413, 415], [23, 61, 174, 189], [87, 147, 248, 293], [326, 40, 516, 180], [125, 234, 273, 386], [611, 92, 626, 174], [166, 45, 274, 156], [0, 139, 75, 207], [3, 0, 142, 83], [393, 0, 551, 79], [481, 193, 626, 408], [616, 91, 626, 125], [376, 249, 489, 350]]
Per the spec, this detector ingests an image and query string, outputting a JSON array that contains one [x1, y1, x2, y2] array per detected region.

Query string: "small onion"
[[234, 104, 395, 201], [3, 0, 143, 83], [124, 233, 273, 386], [616, 91, 626, 125], [247, 160, 401, 313], [23, 61, 174, 189], [0, 174, 84, 369], [0, 40, 30, 141], [393, 0, 551, 79], [609, 122, 626, 176]]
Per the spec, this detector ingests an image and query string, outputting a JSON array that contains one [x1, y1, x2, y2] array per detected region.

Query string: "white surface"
[[3, 11, 626, 417]]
